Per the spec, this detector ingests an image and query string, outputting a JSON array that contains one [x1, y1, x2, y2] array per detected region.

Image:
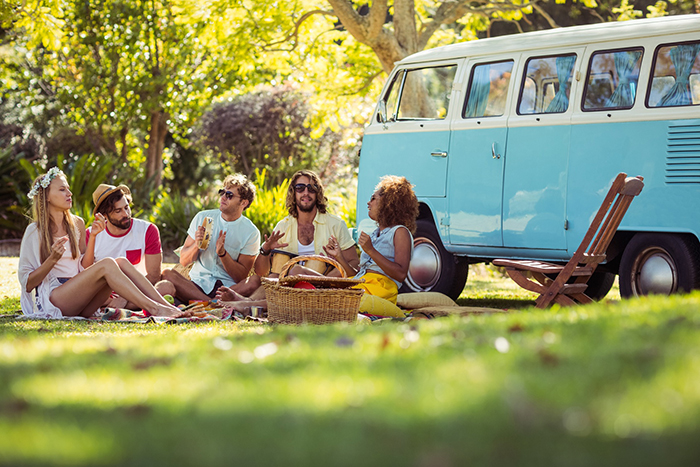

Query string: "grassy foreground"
[[1, 258, 700, 466]]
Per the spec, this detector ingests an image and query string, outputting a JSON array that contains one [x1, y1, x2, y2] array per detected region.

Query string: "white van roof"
[[399, 14, 700, 65]]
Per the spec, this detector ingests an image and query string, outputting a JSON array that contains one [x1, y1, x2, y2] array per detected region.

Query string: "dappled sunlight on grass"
[[2, 258, 700, 465], [0, 418, 117, 466]]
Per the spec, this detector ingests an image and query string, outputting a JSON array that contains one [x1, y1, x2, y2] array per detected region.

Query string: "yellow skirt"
[[352, 272, 398, 304]]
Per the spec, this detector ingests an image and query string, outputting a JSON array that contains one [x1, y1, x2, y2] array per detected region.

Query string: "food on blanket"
[[198, 216, 213, 249], [163, 294, 175, 305], [293, 281, 316, 290]]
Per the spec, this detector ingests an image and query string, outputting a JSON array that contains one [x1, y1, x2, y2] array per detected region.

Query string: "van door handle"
[[492, 143, 501, 159], [431, 151, 448, 158]]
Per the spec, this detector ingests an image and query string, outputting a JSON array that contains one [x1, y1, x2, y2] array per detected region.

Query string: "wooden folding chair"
[[492, 173, 644, 308]]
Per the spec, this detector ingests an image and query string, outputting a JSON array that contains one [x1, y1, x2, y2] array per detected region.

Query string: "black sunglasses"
[[218, 189, 238, 200], [293, 183, 319, 194]]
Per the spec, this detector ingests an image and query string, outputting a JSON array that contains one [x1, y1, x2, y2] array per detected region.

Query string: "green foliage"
[[198, 86, 324, 186], [148, 191, 218, 251], [4, 0, 278, 191], [0, 146, 32, 237], [245, 168, 290, 238], [327, 187, 356, 229]]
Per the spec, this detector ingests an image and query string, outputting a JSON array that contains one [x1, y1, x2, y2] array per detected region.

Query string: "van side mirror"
[[377, 101, 387, 123]]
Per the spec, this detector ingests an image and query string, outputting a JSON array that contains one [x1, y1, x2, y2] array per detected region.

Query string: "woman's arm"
[[25, 236, 68, 292], [323, 235, 359, 277], [358, 227, 412, 283]]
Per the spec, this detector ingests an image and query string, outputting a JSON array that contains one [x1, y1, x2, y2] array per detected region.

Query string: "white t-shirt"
[[87, 218, 161, 276], [186, 209, 261, 294], [18, 222, 82, 318], [297, 240, 315, 256]]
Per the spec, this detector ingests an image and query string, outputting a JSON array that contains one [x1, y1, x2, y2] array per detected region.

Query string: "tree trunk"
[[146, 110, 168, 188]]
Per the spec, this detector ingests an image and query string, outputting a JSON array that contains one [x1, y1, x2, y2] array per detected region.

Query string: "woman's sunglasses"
[[218, 189, 238, 200], [293, 183, 319, 194]]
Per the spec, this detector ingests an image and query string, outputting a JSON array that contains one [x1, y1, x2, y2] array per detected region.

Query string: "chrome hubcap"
[[632, 247, 677, 295], [405, 238, 441, 291]]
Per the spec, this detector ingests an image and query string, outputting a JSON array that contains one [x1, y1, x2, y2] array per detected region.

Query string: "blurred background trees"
[[1, 0, 698, 249]]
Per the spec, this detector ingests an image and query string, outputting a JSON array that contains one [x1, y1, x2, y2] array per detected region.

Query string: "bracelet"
[[259, 246, 271, 256], [218, 251, 227, 257]]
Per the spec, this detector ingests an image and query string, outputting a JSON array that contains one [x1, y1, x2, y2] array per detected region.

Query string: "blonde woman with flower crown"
[[18, 168, 183, 318]]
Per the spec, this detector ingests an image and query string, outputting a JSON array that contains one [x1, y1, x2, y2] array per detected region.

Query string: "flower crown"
[[27, 167, 63, 199]]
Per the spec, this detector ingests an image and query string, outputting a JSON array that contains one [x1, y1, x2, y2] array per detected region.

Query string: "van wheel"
[[400, 219, 469, 300], [619, 233, 700, 298], [583, 271, 615, 301]]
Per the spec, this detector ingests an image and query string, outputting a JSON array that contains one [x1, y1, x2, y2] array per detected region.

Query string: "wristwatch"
[[259, 246, 271, 256]]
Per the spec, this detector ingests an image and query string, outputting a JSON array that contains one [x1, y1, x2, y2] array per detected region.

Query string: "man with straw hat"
[[83, 183, 165, 285], [82, 183, 174, 308]]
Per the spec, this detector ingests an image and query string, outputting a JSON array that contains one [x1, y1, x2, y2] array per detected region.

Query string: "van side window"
[[381, 66, 457, 121], [583, 48, 643, 111], [383, 70, 405, 122], [463, 61, 514, 118], [647, 41, 700, 108], [518, 54, 577, 114]]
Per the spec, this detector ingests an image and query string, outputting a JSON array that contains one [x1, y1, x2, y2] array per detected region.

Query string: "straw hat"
[[92, 184, 131, 215]]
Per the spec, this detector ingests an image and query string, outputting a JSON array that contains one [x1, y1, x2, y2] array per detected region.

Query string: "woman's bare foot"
[[150, 303, 183, 317]]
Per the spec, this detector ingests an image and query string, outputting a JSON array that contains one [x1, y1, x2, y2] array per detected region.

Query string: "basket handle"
[[279, 255, 346, 278]]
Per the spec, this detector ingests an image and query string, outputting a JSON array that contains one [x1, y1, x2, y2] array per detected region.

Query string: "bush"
[[245, 169, 290, 238], [149, 191, 218, 252], [0, 146, 31, 238]]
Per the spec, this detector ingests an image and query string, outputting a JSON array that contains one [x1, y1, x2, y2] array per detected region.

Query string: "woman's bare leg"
[[115, 257, 171, 306], [50, 258, 181, 317], [74, 284, 113, 317]]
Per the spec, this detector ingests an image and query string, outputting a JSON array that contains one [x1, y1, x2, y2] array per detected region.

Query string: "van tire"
[[401, 219, 469, 300], [583, 271, 616, 301], [619, 233, 700, 298]]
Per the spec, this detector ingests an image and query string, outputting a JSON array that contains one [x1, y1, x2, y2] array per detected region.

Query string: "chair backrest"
[[572, 173, 645, 267]]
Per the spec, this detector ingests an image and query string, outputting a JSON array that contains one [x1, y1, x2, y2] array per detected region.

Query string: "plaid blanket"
[[93, 307, 225, 324]]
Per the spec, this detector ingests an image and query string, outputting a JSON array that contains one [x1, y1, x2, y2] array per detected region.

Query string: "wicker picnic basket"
[[262, 255, 364, 325]]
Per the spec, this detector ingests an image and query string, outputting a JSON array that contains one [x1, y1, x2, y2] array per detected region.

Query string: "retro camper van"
[[356, 14, 700, 299]]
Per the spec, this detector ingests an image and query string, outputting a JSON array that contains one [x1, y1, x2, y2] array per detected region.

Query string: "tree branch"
[[261, 9, 337, 51]]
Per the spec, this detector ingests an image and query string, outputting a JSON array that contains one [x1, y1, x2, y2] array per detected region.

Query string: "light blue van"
[[356, 14, 700, 299]]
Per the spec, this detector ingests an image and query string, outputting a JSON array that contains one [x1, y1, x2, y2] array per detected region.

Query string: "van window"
[[383, 70, 404, 122], [647, 41, 700, 107], [518, 54, 577, 114], [583, 48, 643, 111], [382, 66, 457, 121], [463, 61, 514, 118]]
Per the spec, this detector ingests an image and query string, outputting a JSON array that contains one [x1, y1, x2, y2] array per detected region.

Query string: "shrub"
[[245, 169, 290, 238], [149, 191, 218, 252]]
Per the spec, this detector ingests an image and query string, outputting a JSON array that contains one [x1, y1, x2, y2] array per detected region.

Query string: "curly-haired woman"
[[325, 175, 419, 304], [18, 168, 183, 318]]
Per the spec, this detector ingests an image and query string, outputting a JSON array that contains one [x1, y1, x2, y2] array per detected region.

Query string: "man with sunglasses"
[[254, 169, 359, 278], [161, 173, 261, 303]]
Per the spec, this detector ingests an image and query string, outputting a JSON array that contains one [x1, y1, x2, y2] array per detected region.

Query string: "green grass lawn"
[[1, 257, 699, 466]]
